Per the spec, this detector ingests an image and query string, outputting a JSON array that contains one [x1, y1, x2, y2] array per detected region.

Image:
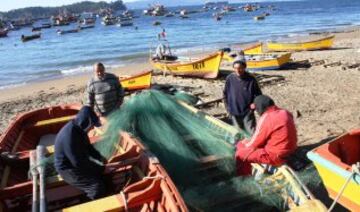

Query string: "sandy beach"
[[1, 27, 359, 147]]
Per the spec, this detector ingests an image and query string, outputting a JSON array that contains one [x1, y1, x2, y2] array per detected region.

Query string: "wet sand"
[[1, 27, 360, 147]]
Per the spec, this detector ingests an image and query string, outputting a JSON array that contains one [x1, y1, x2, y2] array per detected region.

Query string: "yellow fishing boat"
[[307, 129, 360, 211], [222, 43, 264, 62], [150, 51, 224, 79], [223, 53, 292, 71], [119, 71, 152, 91], [266, 35, 334, 52]]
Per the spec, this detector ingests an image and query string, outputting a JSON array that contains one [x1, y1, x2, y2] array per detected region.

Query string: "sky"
[[0, 0, 138, 12]]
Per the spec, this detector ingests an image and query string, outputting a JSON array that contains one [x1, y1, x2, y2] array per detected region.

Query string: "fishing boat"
[[266, 35, 335, 52], [223, 53, 292, 71], [32, 26, 42, 32], [102, 15, 117, 26], [222, 43, 263, 61], [57, 28, 80, 35], [150, 51, 224, 79], [0, 29, 8, 37], [0, 106, 188, 211], [119, 71, 152, 91], [254, 15, 265, 20], [117, 17, 133, 27], [307, 129, 360, 211], [21, 33, 41, 42], [79, 24, 95, 30], [41, 23, 52, 29]]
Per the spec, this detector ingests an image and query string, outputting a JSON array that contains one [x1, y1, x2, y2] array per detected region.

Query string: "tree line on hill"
[[0, 0, 127, 21]]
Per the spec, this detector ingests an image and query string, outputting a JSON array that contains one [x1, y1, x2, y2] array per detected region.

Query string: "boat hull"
[[119, 71, 152, 91], [307, 130, 360, 211], [151, 51, 224, 79], [267, 36, 334, 52]]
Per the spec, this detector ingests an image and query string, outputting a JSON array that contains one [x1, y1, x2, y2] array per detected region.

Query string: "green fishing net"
[[38, 90, 324, 211]]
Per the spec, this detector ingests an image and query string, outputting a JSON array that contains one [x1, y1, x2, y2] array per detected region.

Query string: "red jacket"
[[238, 105, 297, 164]]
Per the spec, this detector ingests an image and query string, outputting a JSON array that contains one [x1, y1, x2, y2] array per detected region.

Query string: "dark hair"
[[233, 60, 247, 68], [253, 95, 275, 115], [95, 62, 105, 71]]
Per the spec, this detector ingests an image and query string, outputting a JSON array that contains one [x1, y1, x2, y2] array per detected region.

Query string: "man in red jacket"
[[235, 95, 297, 176]]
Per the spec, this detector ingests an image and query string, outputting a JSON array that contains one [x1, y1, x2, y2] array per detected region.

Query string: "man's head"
[[233, 59, 247, 76], [94, 63, 105, 79], [74, 106, 101, 132], [251, 95, 275, 116]]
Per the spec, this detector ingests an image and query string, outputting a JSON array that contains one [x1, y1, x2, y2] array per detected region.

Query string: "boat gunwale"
[[151, 51, 223, 67], [267, 35, 335, 45]]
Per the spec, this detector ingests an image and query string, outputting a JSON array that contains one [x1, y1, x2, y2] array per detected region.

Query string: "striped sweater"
[[85, 73, 124, 116]]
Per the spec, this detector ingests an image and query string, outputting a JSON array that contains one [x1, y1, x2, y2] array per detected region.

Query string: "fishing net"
[[37, 90, 324, 211]]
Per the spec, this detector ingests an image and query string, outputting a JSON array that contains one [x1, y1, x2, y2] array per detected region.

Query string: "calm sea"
[[0, 0, 359, 89]]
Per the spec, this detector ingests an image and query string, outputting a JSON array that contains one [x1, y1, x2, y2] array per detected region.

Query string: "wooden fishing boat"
[[57, 28, 80, 35], [0, 106, 188, 211], [307, 129, 360, 211], [180, 102, 327, 211], [222, 43, 264, 62], [223, 53, 292, 71], [32, 26, 42, 32], [0, 29, 8, 38], [119, 71, 152, 91], [266, 35, 335, 52], [254, 15, 265, 20], [79, 24, 95, 30], [21, 33, 41, 42], [150, 51, 224, 79]]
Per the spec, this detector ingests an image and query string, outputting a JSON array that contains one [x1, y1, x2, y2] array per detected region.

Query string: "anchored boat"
[[307, 129, 360, 211], [0, 105, 188, 211], [267, 35, 335, 52], [150, 51, 224, 79], [21, 33, 41, 42]]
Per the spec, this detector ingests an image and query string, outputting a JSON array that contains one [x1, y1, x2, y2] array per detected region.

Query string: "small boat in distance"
[[21, 33, 41, 42], [0, 29, 8, 38], [31, 26, 42, 32], [254, 15, 265, 21], [57, 28, 80, 35], [79, 24, 95, 30], [117, 17, 133, 27]]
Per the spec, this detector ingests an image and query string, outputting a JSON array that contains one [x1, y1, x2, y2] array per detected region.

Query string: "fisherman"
[[223, 53, 262, 134], [235, 95, 298, 176], [85, 62, 124, 117], [54, 106, 107, 200]]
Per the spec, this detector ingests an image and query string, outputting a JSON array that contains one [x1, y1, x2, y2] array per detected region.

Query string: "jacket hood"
[[73, 106, 101, 130], [253, 95, 275, 116]]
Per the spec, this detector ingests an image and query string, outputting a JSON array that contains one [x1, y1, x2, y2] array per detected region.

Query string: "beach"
[[1, 27, 360, 148]]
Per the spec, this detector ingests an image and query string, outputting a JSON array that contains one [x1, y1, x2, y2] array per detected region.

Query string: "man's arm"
[[85, 81, 95, 109], [253, 78, 262, 96], [244, 113, 270, 149]]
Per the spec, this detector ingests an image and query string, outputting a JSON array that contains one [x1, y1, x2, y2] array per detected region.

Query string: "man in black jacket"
[[223, 57, 262, 134], [54, 106, 107, 200]]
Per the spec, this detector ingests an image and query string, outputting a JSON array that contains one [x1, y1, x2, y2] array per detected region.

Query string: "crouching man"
[[54, 106, 107, 200], [235, 95, 297, 176]]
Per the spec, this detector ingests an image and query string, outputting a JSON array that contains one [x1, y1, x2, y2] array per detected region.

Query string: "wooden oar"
[[30, 150, 38, 212], [36, 145, 47, 212]]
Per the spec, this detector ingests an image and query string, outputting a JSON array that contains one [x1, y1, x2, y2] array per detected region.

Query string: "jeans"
[[58, 169, 106, 200]]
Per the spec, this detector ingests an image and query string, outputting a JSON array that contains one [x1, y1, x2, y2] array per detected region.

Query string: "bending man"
[[54, 106, 107, 200], [235, 95, 297, 176]]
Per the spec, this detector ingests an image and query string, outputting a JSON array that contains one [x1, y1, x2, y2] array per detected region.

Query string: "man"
[[54, 106, 107, 200], [223, 56, 262, 134], [235, 95, 297, 176], [86, 63, 124, 116]]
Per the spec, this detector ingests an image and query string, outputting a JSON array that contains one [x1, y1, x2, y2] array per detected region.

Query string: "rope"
[[120, 191, 128, 212], [327, 162, 360, 212], [143, 175, 165, 180]]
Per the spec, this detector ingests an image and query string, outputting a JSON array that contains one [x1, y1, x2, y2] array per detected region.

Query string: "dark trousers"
[[231, 111, 256, 135], [58, 169, 106, 200]]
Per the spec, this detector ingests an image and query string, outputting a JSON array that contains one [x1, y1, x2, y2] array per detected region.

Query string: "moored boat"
[[0, 105, 188, 211], [79, 24, 95, 30], [21, 33, 41, 42], [57, 28, 80, 35], [307, 129, 360, 211], [150, 51, 224, 79], [267, 35, 335, 52], [119, 71, 152, 91], [0, 29, 8, 37], [254, 15, 265, 20]]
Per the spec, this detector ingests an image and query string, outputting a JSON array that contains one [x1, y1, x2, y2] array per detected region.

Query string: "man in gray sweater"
[[85, 63, 124, 116]]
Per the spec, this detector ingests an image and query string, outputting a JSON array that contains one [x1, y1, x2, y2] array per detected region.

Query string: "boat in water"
[[21, 33, 41, 42], [102, 15, 117, 26], [0, 105, 188, 211], [79, 24, 95, 30], [0, 29, 8, 38], [307, 129, 360, 211], [266, 35, 335, 52], [117, 17, 133, 27], [57, 28, 80, 35]]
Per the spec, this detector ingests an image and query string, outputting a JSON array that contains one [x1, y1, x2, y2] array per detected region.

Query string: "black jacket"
[[54, 107, 104, 175]]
